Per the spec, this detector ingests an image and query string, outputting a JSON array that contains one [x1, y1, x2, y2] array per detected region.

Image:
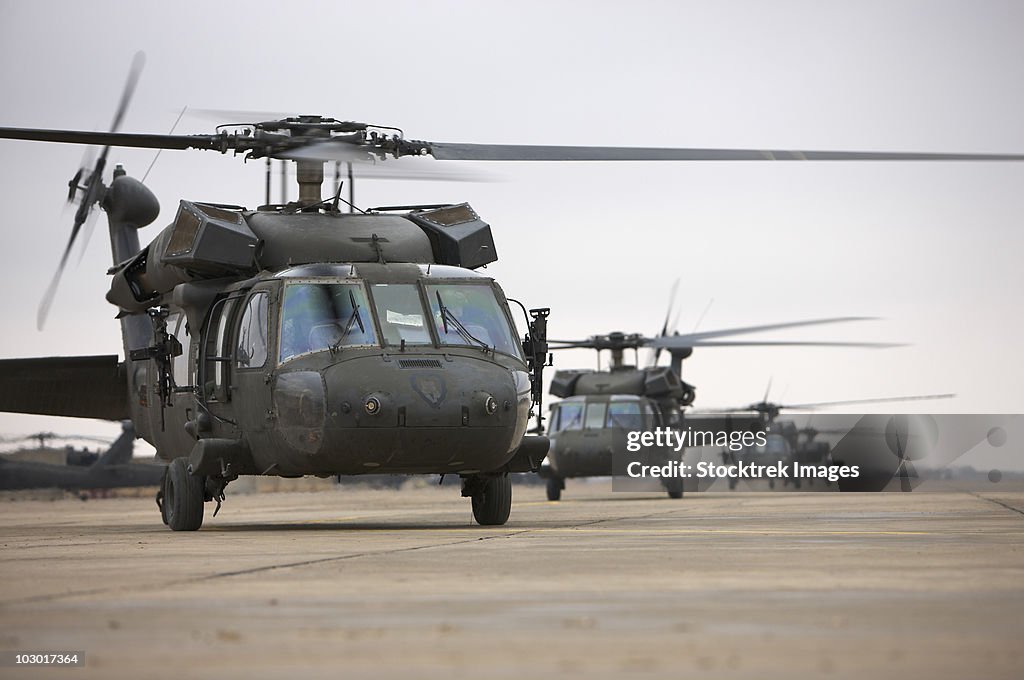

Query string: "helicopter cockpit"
[[549, 395, 660, 434], [275, 269, 524, 365], [279, 282, 377, 362], [747, 432, 791, 461]]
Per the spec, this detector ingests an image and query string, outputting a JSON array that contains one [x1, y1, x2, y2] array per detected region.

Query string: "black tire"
[[159, 469, 170, 525], [546, 477, 563, 502], [165, 457, 205, 531], [663, 477, 684, 499], [472, 475, 512, 525]]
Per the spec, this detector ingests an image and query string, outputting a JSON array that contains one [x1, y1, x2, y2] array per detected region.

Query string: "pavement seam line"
[[968, 492, 1024, 517]]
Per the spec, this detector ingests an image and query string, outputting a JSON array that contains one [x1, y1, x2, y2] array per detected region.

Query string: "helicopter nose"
[[312, 355, 530, 473], [548, 429, 629, 477], [324, 355, 521, 427]]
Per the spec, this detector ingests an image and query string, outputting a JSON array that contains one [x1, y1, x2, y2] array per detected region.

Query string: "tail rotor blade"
[[38, 52, 145, 329], [652, 279, 680, 367], [109, 52, 145, 134]]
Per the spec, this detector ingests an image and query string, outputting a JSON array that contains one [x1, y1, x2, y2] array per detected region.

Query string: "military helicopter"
[[0, 422, 164, 495], [540, 316, 900, 500], [2, 57, 1022, 530], [713, 388, 955, 489], [0, 60, 554, 530]]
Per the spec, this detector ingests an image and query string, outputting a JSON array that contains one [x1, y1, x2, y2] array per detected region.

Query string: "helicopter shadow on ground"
[[543, 494, 697, 505]]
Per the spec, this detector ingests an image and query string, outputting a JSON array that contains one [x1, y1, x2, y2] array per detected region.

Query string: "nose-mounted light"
[[365, 397, 381, 415], [485, 396, 498, 415]]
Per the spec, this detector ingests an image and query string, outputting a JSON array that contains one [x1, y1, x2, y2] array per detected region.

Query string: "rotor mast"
[[296, 159, 324, 205], [291, 116, 328, 205]]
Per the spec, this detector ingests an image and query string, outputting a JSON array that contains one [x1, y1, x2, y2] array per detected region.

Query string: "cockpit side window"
[[556, 403, 584, 432], [163, 310, 192, 388], [370, 283, 432, 347], [425, 283, 522, 360], [643, 402, 659, 428], [279, 282, 376, 363], [204, 296, 238, 402], [606, 402, 644, 431], [236, 292, 269, 369]]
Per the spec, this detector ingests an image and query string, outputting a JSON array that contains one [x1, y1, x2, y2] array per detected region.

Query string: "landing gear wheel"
[[546, 477, 564, 501], [157, 469, 170, 525], [664, 477, 684, 499], [164, 457, 205, 531], [472, 475, 512, 526]]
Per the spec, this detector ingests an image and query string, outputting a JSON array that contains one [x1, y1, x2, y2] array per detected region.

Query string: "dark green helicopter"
[[539, 318, 900, 500], [0, 422, 164, 496], [2, 58, 1022, 530], [711, 389, 955, 490]]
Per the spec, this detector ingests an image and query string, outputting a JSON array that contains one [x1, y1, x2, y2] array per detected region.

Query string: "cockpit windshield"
[[371, 284, 433, 346], [606, 401, 645, 430], [280, 282, 376, 363], [753, 434, 790, 457], [277, 278, 524, 363], [425, 283, 521, 358]]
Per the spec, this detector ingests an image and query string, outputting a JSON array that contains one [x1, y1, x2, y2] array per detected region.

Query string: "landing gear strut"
[[462, 473, 512, 526]]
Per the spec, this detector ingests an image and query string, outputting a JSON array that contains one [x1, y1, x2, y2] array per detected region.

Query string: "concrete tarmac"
[[0, 482, 1022, 679]]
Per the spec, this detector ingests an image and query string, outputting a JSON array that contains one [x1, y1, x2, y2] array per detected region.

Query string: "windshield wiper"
[[435, 290, 490, 353], [329, 289, 366, 354]]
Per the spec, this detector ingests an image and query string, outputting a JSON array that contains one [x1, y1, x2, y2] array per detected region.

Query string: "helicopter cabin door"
[[229, 287, 276, 459], [199, 294, 243, 441]]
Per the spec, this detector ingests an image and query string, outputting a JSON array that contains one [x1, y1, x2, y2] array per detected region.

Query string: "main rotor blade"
[[675, 340, 904, 348], [651, 278, 680, 367], [647, 316, 879, 346], [428, 142, 1024, 162], [275, 139, 377, 163], [659, 279, 680, 338], [548, 338, 901, 350], [0, 127, 220, 151], [283, 145, 491, 182], [778, 393, 956, 410]]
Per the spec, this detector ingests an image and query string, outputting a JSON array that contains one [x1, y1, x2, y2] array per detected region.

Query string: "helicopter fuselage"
[[545, 394, 670, 479], [132, 262, 534, 478]]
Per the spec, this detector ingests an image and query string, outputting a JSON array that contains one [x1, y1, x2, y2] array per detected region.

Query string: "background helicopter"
[[0, 422, 164, 496], [538, 313, 900, 500], [709, 388, 956, 489]]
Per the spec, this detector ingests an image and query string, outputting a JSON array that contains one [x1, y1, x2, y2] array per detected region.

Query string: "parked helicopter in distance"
[[0, 422, 164, 496], [1, 56, 1021, 529]]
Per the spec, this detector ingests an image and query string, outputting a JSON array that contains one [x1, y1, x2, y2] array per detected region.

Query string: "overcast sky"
[[1, 0, 1021, 470]]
